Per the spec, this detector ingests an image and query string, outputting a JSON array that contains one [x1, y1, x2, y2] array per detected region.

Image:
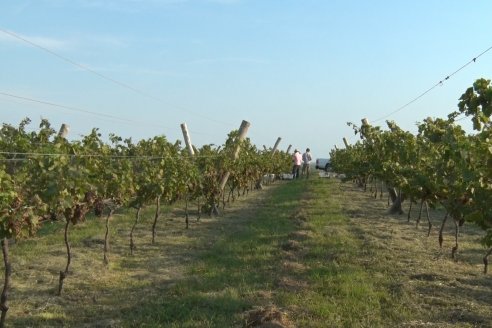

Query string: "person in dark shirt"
[[302, 148, 312, 178]]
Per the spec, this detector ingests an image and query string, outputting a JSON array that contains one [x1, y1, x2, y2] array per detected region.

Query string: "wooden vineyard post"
[[57, 123, 71, 295], [258, 137, 282, 187], [343, 137, 350, 148], [286, 144, 292, 154], [180, 123, 195, 157], [218, 120, 250, 193], [58, 124, 70, 138], [272, 137, 281, 154], [180, 123, 195, 227]]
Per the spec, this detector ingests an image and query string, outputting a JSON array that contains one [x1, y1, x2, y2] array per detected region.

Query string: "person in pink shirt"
[[292, 149, 302, 179]]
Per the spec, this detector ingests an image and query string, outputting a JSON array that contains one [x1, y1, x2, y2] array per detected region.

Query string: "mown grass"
[[276, 178, 413, 327], [4, 176, 492, 327], [118, 180, 305, 327], [114, 177, 414, 327]]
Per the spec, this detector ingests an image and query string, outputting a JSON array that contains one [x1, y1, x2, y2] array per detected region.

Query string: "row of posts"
[[57, 120, 286, 195], [58, 117, 367, 175], [180, 120, 288, 194], [58, 117, 373, 195]]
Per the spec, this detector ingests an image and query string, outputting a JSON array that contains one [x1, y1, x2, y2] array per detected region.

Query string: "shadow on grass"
[[8, 181, 305, 327]]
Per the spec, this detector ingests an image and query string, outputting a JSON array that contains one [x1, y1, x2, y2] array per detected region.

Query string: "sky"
[[1, 0, 492, 158]]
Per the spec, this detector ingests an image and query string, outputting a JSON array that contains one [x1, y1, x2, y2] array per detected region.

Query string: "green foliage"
[[331, 78, 492, 246], [0, 117, 289, 240], [457, 78, 492, 130]]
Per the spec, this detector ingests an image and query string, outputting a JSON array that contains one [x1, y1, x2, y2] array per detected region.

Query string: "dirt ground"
[[4, 178, 492, 327], [333, 180, 492, 327], [7, 183, 285, 327]]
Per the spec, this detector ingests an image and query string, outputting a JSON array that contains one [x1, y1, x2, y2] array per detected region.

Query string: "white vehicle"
[[315, 158, 331, 171]]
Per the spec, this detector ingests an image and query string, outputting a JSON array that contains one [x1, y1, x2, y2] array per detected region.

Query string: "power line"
[[372, 45, 492, 123], [0, 91, 162, 126], [0, 91, 220, 137], [0, 151, 237, 162], [0, 28, 233, 127]]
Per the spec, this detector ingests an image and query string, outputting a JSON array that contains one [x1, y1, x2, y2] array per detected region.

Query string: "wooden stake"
[[232, 120, 251, 159], [58, 124, 69, 138], [286, 144, 292, 154], [180, 123, 195, 156], [272, 137, 281, 154], [219, 120, 250, 192]]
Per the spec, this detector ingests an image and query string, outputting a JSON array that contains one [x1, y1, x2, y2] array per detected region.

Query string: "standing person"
[[302, 148, 312, 178], [292, 149, 302, 179]]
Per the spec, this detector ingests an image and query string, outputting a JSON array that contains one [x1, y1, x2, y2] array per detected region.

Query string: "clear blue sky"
[[1, 0, 492, 158]]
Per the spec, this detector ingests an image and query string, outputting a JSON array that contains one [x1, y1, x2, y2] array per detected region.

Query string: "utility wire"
[[0, 91, 220, 137], [372, 45, 492, 123], [0, 28, 233, 127], [0, 151, 244, 161], [0, 91, 163, 126]]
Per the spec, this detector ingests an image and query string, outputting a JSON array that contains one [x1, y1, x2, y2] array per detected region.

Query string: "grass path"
[[5, 177, 492, 327]]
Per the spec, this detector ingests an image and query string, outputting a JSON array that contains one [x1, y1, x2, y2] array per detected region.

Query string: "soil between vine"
[[4, 177, 492, 327]]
